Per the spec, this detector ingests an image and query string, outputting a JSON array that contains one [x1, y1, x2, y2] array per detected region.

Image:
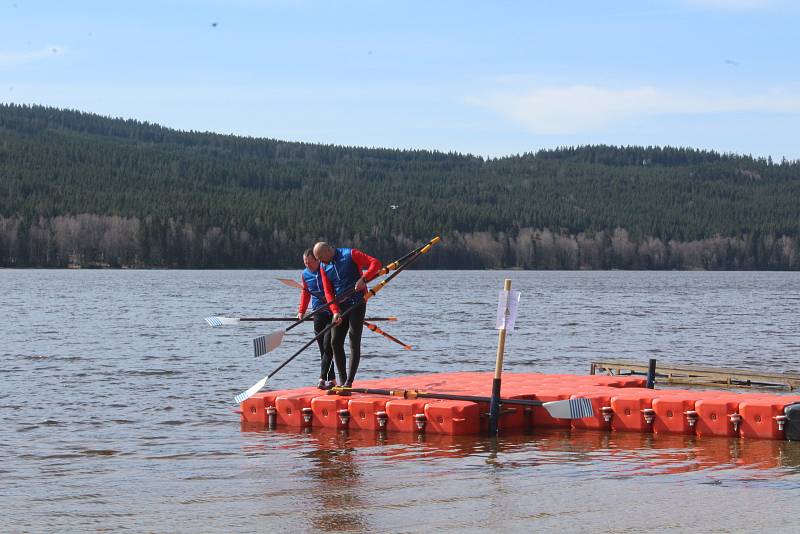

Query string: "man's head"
[[313, 242, 335, 263], [303, 248, 320, 271]]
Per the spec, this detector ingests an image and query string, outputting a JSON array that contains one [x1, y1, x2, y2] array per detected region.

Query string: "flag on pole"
[[495, 289, 521, 331]]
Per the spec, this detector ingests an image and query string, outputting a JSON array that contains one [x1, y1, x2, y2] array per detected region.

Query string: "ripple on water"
[[5, 270, 800, 532]]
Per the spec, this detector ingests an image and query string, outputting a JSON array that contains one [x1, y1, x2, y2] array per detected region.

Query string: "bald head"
[[313, 242, 335, 263]]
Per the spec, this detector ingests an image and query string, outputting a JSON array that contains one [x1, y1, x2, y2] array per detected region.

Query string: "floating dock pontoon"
[[238, 372, 800, 440]]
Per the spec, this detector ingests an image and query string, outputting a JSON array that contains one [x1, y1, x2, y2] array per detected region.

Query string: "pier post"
[[646, 358, 657, 389], [489, 279, 512, 435]]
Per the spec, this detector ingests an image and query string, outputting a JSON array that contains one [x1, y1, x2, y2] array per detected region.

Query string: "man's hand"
[[355, 277, 366, 292], [332, 313, 343, 326], [297, 312, 304, 321]]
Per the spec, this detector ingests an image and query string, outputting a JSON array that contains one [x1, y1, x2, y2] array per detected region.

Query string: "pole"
[[646, 358, 657, 389], [488, 278, 512, 435]]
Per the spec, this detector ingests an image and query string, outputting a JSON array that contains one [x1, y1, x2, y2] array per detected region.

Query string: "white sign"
[[496, 290, 521, 331]]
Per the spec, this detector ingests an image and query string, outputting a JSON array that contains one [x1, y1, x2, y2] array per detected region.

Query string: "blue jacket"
[[301, 267, 329, 312], [322, 248, 363, 307]]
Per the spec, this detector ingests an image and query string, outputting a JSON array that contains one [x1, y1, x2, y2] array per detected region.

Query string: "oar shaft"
[[364, 237, 437, 302], [238, 317, 396, 322], [339, 387, 546, 407], [364, 321, 411, 349], [380, 236, 441, 273]]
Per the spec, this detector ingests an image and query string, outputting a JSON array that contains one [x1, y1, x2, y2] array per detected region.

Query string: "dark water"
[[2, 270, 800, 532]]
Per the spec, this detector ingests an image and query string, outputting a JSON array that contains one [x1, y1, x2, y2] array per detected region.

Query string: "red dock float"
[[238, 372, 800, 440]]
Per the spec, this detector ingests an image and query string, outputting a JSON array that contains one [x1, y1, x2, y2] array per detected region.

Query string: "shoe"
[[324, 380, 336, 389], [317, 379, 327, 390]]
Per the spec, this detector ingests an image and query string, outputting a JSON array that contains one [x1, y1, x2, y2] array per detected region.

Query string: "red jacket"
[[320, 248, 382, 314]]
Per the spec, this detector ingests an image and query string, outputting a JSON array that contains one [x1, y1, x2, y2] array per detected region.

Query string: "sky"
[[2, 0, 800, 159]]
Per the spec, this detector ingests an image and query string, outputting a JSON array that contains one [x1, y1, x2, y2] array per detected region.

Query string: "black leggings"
[[331, 300, 366, 386], [313, 313, 335, 382]]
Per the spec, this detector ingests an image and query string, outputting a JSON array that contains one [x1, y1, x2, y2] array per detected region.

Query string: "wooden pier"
[[590, 359, 800, 390]]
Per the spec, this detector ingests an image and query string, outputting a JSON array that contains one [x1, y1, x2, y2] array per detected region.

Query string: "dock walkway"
[[590, 359, 800, 390]]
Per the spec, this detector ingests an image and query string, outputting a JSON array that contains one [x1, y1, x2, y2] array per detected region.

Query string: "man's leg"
[[314, 313, 334, 384], [330, 317, 349, 386], [344, 301, 367, 386]]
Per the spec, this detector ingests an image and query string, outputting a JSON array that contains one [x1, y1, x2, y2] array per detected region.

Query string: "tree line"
[[1, 103, 799, 269]]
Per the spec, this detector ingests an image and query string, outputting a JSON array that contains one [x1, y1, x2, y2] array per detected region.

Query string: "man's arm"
[[319, 267, 341, 315], [297, 278, 311, 319], [351, 249, 382, 290]]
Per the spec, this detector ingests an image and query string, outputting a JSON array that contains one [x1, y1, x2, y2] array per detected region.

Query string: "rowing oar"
[[234, 237, 439, 403], [331, 387, 594, 420], [363, 321, 412, 350], [205, 316, 396, 326], [207, 315, 409, 348], [253, 236, 440, 357], [275, 237, 437, 292], [275, 277, 410, 347]]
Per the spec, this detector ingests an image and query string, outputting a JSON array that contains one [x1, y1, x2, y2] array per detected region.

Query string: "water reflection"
[[243, 423, 800, 480]]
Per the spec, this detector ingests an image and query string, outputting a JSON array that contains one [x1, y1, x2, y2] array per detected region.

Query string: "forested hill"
[[1, 103, 799, 269]]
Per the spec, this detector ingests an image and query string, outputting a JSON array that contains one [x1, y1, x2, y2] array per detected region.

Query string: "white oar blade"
[[542, 398, 594, 419], [205, 316, 241, 327], [253, 330, 285, 357], [234, 375, 268, 404], [277, 278, 304, 289]]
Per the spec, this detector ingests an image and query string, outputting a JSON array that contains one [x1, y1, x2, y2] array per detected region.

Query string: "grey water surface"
[[2, 270, 800, 533]]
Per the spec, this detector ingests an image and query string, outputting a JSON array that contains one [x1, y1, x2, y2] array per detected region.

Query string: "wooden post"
[[488, 279, 512, 435]]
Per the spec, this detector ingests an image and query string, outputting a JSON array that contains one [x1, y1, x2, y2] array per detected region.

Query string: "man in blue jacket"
[[313, 242, 382, 387], [296, 249, 336, 389]]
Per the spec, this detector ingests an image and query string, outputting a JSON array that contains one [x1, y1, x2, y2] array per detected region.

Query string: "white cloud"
[[469, 85, 800, 135], [682, 0, 780, 10], [0, 46, 65, 68]]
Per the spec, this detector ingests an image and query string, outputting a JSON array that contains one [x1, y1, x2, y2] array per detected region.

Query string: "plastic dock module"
[[310, 395, 354, 429], [384, 399, 433, 433], [347, 397, 390, 431], [275, 391, 322, 427], [739, 396, 800, 440], [651, 392, 701, 435], [609, 389, 660, 433], [238, 371, 800, 440], [694, 396, 741, 438], [424, 400, 481, 435]]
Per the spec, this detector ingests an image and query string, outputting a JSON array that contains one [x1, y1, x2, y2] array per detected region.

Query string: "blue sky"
[[2, 0, 799, 159]]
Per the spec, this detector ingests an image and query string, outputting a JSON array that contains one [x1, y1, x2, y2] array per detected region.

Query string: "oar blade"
[[542, 398, 594, 419], [234, 375, 269, 404], [205, 316, 240, 327], [277, 278, 304, 289], [253, 330, 285, 357]]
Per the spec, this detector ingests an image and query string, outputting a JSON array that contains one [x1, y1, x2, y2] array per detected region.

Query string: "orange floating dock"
[[238, 372, 800, 440]]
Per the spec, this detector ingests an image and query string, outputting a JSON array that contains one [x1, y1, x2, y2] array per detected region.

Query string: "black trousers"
[[331, 300, 366, 386], [313, 312, 335, 382]]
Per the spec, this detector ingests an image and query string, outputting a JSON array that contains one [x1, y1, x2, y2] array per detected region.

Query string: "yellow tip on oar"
[[419, 236, 440, 254]]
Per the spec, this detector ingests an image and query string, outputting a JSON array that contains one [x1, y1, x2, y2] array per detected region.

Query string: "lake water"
[[2, 270, 800, 532]]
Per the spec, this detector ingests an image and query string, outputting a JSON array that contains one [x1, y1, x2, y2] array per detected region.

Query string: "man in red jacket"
[[313, 242, 382, 387]]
